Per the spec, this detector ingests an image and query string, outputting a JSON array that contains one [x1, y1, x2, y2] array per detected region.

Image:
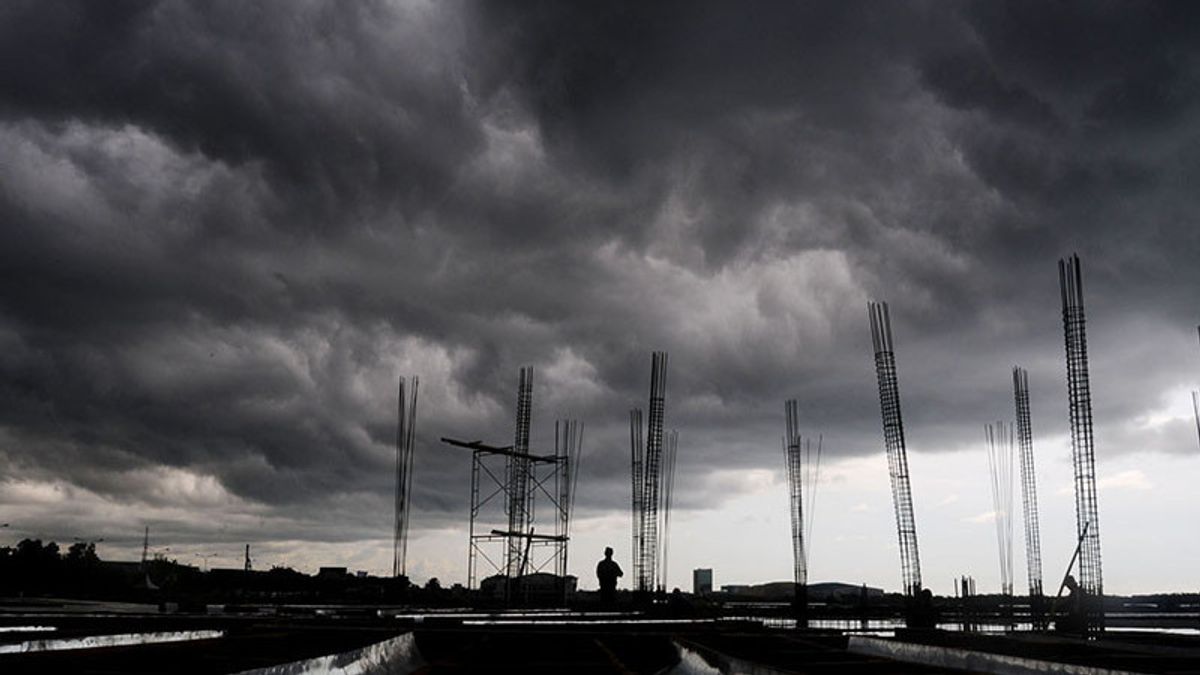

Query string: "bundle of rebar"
[[630, 408, 644, 589], [868, 301, 923, 597], [659, 430, 678, 591], [1012, 367, 1044, 601], [506, 367, 534, 579], [985, 422, 1015, 597], [1193, 325, 1199, 450], [1058, 254, 1103, 630], [555, 419, 584, 580], [1193, 391, 1200, 450], [393, 375, 419, 579], [630, 351, 671, 592], [782, 400, 822, 591]]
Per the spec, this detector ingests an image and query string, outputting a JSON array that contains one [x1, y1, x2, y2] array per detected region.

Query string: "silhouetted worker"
[[1056, 574, 1088, 634], [907, 587, 938, 629], [596, 546, 623, 607]]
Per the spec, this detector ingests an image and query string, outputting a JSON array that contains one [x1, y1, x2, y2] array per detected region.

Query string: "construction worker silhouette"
[[596, 546, 623, 607]]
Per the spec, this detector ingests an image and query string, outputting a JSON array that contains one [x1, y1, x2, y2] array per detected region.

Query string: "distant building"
[[718, 581, 884, 600], [317, 566, 348, 579], [693, 568, 713, 595], [479, 573, 577, 605]]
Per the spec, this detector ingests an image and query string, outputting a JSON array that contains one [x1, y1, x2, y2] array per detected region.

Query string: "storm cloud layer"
[[1, 1, 1198, 582]]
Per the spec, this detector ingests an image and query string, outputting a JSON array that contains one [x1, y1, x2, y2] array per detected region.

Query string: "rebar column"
[[1193, 391, 1200, 450], [506, 367, 534, 581], [556, 419, 583, 599], [868, 301, 923, 598], [985, 422, 1015, 599], [393, 375, 419, 578], [638, 352, 668, 592], [659, 429, 679, 592], [1012, 367, 1045, 612], [629, 408, 644, 590], [783, 399, 811, 626], [1194, 325, 1200, 450], [783, 400, 807, 591], [1058, 255, 1103, 632]]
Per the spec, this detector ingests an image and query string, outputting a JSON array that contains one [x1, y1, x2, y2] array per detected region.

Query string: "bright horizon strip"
[[0, 630, 224, 655]]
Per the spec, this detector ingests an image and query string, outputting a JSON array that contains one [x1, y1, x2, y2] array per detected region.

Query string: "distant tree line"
[[0, 539, 104, 596], [0, 538, 464, 606]]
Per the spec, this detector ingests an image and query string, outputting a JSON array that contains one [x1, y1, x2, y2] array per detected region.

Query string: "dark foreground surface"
[[2, 601, 1200, 673]]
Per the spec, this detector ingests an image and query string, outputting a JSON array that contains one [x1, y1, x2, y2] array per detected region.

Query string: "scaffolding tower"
[[1012, 366, 1045, 625], [393, 375, 419, 578], [442, 366, 582, 604], [1058, 254, 1103, 633], [868, 301, 923, 599]]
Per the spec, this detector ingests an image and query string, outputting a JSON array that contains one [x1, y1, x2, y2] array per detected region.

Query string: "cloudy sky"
[[1, 1, 1198, 595]]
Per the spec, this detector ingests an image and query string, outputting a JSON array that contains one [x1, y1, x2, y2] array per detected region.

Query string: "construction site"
[[2, 254, 1199, 673]]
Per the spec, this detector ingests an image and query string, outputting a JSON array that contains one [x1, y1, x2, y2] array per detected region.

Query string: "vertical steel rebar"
[[783, 400, 806, 590], [506, 367, 534, 591], [1059, 255, 1103, 633], [1013, 367, 1045, 609], [393, 375, 419, 579], [985, 422, 1015, 598], [641, 352, 668, 592], [869, 301, 922, 598], [630, 408, 644, 590], [659, 429, 678, 591], [1193, 325, 1200, 450]]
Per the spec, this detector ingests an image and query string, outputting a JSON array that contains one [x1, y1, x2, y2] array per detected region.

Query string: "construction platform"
[[3, 604, 1200, 673]]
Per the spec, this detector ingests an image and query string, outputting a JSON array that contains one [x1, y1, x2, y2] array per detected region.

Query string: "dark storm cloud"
[[1, 0, 1198, 553]]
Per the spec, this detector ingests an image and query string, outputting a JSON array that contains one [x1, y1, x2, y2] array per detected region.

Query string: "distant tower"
[[141, 526, 149, 566], [1058, 254, 1103, 632], [393, 375, 420, 579], [244, 544, 252, 572], [868, 301, 923, 600]]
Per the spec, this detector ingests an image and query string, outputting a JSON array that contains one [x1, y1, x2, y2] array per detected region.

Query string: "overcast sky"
[[1, 1, 1199, 595]]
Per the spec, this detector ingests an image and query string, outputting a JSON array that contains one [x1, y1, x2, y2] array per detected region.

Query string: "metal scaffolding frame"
[[393, 375, 419, 578], [1058, 254, 1104, 633], [442, 366, 582, 604], [869, 301, 922, 598], [1012, 367, 1045, 606]]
